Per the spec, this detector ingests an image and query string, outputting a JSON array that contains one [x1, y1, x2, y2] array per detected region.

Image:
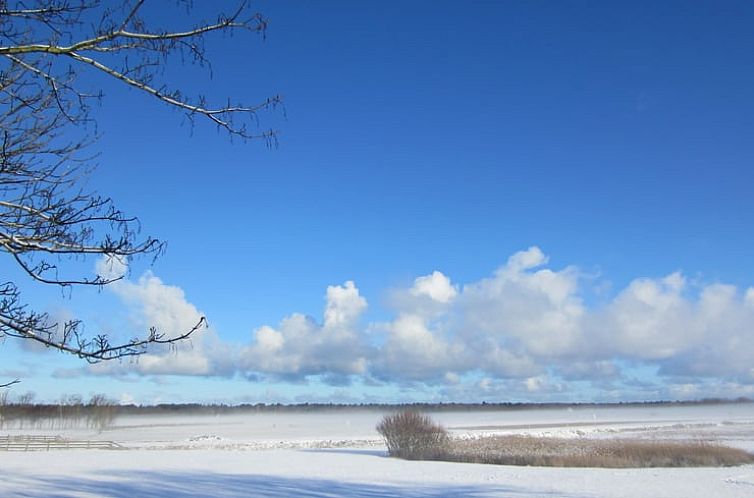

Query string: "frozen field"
[[1, 403, 753, 497]]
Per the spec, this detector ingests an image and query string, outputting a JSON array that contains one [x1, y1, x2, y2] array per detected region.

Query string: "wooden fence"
[[0, 435, 122, 451]]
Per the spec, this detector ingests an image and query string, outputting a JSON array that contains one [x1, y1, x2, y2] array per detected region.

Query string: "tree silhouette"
[[0, 0, 281, 385]]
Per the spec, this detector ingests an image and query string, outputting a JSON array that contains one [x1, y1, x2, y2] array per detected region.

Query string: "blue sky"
[[3, 0, 754, 404]]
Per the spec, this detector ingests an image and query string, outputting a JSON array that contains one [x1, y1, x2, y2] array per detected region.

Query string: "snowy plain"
[[1, 403, 753, 497]]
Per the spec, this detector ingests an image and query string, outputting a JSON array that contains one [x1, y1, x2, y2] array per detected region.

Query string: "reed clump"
[[377, 413, 754, 468]]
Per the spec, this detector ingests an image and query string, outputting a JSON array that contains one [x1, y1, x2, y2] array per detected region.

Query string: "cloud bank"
[[70, 248, 754, 399]]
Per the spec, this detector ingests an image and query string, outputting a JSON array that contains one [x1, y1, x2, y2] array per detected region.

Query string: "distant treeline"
[[0, 393, 116, 430], [110, 396, 753, 416], [1, 396, 750, 425]]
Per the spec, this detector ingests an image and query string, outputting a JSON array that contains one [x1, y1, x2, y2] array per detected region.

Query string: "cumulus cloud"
[[239, 281, 368, 381], [590, 272, 696, 360], [371, 247, 754, 391], [89, 258, 234, 378], [83, 249, 754, 398], [654, 283, 754, 382], [374, 312, 462, 382], [410, 271, 458, 303], [372, 271, 464, 382], [460, 247, 584, 359], [373, 247, 584, 382]]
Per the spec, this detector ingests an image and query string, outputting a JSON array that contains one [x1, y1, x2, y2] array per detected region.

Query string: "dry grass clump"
[[441, 435, 754, 468], [376, 411, 449, 460], [377, 413, 754, 468]]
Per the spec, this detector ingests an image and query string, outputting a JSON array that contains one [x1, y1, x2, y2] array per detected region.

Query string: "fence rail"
[[0, 435, 122, 451]]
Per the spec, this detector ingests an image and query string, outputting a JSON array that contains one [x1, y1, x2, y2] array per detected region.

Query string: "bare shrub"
[[444, 435, 754, 468], [376, 411, 449, 460]]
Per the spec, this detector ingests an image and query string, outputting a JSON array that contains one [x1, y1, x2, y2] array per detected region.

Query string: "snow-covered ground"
[[1, 404, 753, 497]]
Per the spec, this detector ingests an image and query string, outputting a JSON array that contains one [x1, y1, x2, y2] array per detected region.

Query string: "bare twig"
[[1, 1, 275, 364], [0, 379, 20, 388]]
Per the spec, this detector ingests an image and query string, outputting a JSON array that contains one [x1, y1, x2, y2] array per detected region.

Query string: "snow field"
[[1, 403, 753, 497]]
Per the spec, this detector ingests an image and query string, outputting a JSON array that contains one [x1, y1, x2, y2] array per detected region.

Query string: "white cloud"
[[95, 254, 128, 281], [369, 250, 584, 381], [83, 250, 754, 399], [525, 376, 545, 392], [654, 283, 754, 382], [592, 272, 696, 360], [89, 257, 234, 378], [505, 246, 548, 272], [240, 281, 368, 380], [370, 248, 754, 389], [410, 271, 458, 303], [373, 313, 462, 382], [111, 272, 204, 337], [460, 248, 584, 359], [324, 281, 367, 329]]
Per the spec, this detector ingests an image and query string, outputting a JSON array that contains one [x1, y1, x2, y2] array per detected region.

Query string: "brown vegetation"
[[443, 435, 754, 468], [376, 411, 449, 460], [376, 412, 754, 468]]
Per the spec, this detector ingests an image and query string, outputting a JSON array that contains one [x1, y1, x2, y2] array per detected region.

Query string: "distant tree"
[[13, 390, 35, 428], [0, 388, 7, 426], [0, 0, 281, 386], [86, 393, 115, 430]]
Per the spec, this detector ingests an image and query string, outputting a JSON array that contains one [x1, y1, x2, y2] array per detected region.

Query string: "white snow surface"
[[1, 403, 754, 497]]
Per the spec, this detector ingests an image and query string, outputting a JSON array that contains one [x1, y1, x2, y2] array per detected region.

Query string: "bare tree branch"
[[0, 0, 280, 139], [0, 379, 20, 388], [0, 1, 279, 373]]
